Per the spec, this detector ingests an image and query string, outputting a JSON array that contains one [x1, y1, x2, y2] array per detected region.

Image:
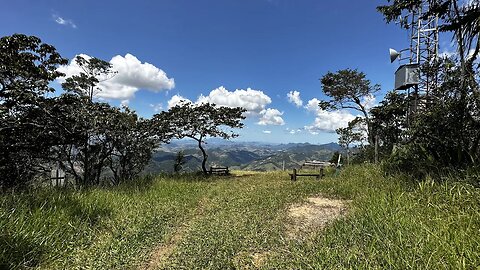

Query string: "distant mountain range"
[[143, 140, 342, 174]]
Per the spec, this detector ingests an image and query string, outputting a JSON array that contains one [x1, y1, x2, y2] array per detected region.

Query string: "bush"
[[382, 143, 441, 179]]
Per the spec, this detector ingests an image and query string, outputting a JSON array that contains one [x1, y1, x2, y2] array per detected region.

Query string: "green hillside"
[[143, 142, 342, 174]]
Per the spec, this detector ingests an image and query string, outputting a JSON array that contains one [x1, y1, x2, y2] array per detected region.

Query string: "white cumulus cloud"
[[258, 108, 285, 126], [167, 94, 191, 109], [305, 109, 356, 133], [262, 130, 272, 134], [287, 90, 303, 107], [286, 128, 302, 135], [166, 86, 284, 125], [305, 98, 321, 112], [57, 53, 174, 101], [197, 86, 271, 115], [304, 98, 357, 133], [110, 54, 174, 91]]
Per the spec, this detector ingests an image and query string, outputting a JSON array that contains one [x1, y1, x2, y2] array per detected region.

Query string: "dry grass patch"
[[232, 251, 273, 269], [140, 224, 187, 270], [287, 196, 349, 239]]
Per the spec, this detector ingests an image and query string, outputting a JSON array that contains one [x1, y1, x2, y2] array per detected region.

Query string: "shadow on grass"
[[0, 190, 113, 269], [7, 190, 112, 227], [0, 233, 44, 270]]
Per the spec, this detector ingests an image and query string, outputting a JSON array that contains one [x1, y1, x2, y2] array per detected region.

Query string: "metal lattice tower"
[[392, 1, 439, 116], [408, 2, 439, 99]]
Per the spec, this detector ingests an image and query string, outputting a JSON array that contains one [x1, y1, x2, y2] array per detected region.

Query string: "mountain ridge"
[[143, 141, 342, 174]]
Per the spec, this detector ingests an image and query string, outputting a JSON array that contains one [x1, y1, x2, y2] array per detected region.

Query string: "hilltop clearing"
[[1, 165, 479, 269]]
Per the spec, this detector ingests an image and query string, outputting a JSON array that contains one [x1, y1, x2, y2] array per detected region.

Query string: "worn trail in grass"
[[144, 172, 338, 269], [2, 166, 479, 269], [142, 167, 480, 269]]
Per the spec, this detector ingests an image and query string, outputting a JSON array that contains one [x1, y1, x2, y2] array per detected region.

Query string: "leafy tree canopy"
[[155, 101, 246, 174], [0, 34, 67, 188], [320, 68, 380, 145], [0, 33, 67, 111], [61, 55, 116, 101]]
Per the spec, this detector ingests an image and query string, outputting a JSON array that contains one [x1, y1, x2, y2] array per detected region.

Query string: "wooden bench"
[[289, 161, 328, 181], [209, 166, 229, 175], [289, 168, 324, 181]]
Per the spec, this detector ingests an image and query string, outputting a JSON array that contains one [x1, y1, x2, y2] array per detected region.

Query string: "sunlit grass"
[[0, 174, 209, 269], [1, 166, 479, 269]]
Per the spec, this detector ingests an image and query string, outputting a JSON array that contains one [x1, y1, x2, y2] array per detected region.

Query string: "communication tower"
[[389, 1, 439, 116]]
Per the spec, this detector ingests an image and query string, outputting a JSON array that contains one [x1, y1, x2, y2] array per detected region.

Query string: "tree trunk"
[[354, 98, 373, 145], [197, 137, 208, 175], [346, 147, 350, 165]]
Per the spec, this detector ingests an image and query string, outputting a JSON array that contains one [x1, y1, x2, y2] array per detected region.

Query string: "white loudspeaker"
[[389, 48, 400, 63]]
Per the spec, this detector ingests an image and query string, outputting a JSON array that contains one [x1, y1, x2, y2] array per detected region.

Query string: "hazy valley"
[[144, 141, 342, 173]]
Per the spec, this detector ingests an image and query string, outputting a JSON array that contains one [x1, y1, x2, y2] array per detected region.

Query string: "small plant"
[[174, 151, 186, 173]]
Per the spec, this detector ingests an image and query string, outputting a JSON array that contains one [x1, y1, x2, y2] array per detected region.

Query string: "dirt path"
[[141, 195, 349, 269], [140, 198, 209, 270], [234, 195, 350, 269]]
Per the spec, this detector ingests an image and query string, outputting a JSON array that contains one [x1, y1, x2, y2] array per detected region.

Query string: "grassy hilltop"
[[1, 165, 479, 269]]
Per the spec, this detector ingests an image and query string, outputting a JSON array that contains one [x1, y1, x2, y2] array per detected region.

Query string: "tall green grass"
[[267, 166, 480, 269], [0, 174, 209, 269], [1, 166, 479, 269]]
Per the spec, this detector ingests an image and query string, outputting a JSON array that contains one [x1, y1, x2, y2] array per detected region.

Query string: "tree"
[[58, 56, 117, 186], [370, 91, 409, 158], [156, 101, 246, 175], [0, 34, 67, 111], [50, 96, 118, 186], [336, 118, 365, 165], [0, 34, 67, 188], [61, 55, 116, 101], [173, 151, 186, 173], [320, 69, 380, 145], [409, 58, 480, 167], [106, 108, 168, 184]]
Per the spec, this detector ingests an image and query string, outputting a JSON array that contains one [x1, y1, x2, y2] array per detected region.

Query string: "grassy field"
[[1, 165, 479, 269]]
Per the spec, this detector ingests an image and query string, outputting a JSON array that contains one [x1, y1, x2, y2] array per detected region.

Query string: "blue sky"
[[2, 0, 415, 144]]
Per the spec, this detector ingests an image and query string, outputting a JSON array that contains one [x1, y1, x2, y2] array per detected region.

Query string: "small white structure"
[[50, 168, 66, 187]]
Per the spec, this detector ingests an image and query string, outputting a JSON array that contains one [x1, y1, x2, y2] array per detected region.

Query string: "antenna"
[[390, 0, 439, 121]]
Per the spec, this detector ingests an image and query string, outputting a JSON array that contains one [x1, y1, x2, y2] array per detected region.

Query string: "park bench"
[[289, 161, 326, 181], [209, 166, 230, 175]]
